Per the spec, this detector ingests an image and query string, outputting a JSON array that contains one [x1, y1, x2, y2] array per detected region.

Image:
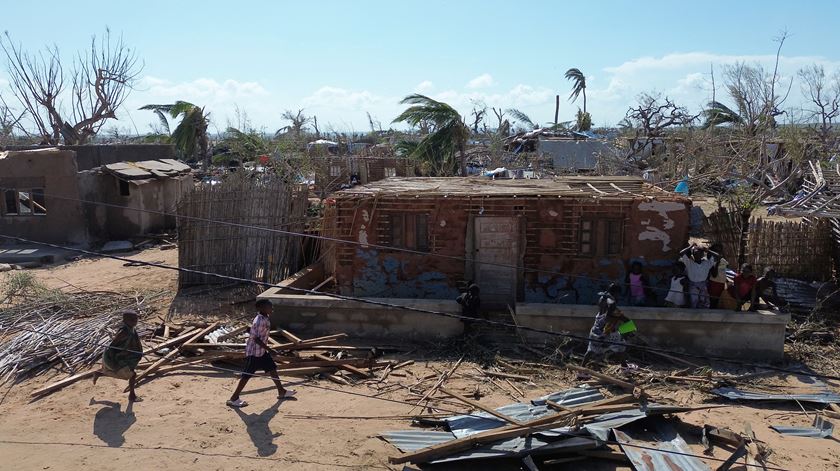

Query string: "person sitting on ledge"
[[732, 263, 758, 312], [750, 268, 788, 311]]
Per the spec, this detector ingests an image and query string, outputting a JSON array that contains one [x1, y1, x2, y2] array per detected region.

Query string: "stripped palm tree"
[[392, 94, 470, 176], [564, 68, 587, 113], [140, 101, 210, 167]]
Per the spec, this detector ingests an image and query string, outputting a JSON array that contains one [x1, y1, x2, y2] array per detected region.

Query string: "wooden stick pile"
[[0, 291, 156, 385], [30, 319, 396, 398]]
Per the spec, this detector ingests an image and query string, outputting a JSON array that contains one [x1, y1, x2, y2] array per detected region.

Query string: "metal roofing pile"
[[381, 386, 709, 466], [103, 159, 192, 180], [335, 176, 677, 198]]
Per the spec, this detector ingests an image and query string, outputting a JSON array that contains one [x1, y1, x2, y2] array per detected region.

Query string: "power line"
[[1, 232, 835, 383], [0, 185, 698, 296], [2, 324, 788, 470]]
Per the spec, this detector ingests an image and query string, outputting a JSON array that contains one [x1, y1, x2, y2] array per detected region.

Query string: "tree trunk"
[[583, 89, 587, 115], [458, 145, 467, 177], [554, 95, 559, 125]]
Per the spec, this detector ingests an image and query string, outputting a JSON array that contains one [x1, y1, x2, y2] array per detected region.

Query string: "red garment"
[[708, 280, 725, 297], [734, 274, 757, 298]]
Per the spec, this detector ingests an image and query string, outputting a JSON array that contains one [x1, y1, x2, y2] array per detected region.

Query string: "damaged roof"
[[777, 161, 840, 217], [335, 176, 677, 198], [103, 159, 191, 180]]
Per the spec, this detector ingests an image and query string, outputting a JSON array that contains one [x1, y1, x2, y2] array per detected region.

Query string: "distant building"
[[539, 138, 611, 171], [0, 147, 191, 246]]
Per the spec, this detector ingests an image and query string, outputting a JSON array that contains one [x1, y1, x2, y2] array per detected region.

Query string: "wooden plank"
[[314, 353, 372, 378], [409, 357, 463, 414], [390, 410, 575, 464], [129, 323, 219, 391], [440, 387, 524, 425], [147, 327, 199, 353], [31, 370, 98, 397], [481, 370, 530, 381], [276, 329, 303, 343], [217, 325, 248, 342], [565, 365, 637, 392]]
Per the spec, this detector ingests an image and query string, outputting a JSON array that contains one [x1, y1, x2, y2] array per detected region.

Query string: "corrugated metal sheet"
[[380, 430, 455, 452], [446, 387, 604, 439], [771, 416, 833, 438], [614, 423, 712, 471], [713, 387, 840, 404], [583, 409, 647, 441]]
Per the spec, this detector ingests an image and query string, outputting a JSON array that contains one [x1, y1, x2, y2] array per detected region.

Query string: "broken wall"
[[79, 171, 192, 239], [1, 144, 176, 171], [0, 148, 88, 245]]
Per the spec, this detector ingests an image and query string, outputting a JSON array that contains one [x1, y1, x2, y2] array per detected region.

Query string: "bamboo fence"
[[176, 173, 309, 287], [704, 209, 834, 281]]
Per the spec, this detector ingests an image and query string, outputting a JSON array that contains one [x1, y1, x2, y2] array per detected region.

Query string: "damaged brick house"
[[324, 177, 691, 306], [1, 147, 191, 246]]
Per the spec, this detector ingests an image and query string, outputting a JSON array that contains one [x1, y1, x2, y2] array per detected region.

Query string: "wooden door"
[[474, 217, 519, 306]]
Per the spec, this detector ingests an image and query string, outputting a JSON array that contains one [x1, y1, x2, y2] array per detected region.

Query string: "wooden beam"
[[217, 325, 248, 342], [565, 365, 637, 392], [276, 329, 303, 343], [31, 370, 98, 397], [129, 323, 218, 391], [314, 353, 372, 378], [390, 410, 575, 464], [409, 357, 463, 414], [440, 387, 524, 425], [481, 369, 530, 381], [147, 328, 198, 354]]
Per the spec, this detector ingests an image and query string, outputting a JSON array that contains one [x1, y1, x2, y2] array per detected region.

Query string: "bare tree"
[[469, 100, 487, 134], [491, 107, 509, 135], [277, 109, 312, 141], [0, 93, 25, 145], [1, 29, 141, 145], [799, 64, 840, 157], [623, 93, 698, 164]]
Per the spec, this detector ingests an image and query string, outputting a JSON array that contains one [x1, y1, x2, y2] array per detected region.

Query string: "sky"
[[2, 0, 840, 135]]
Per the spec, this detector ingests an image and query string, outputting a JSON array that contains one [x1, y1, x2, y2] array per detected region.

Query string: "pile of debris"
[[29, 319, 396, 398], [0, 284, 159, 385], [379, 360, 840, 468]]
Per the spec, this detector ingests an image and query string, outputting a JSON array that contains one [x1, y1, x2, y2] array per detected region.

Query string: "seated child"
[[732, 263, 757, 312]]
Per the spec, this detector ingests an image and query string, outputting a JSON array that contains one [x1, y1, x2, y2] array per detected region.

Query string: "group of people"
[[584, 243, 789, 365], [93, 299, 296, 406], [626, 243, 787, 312]]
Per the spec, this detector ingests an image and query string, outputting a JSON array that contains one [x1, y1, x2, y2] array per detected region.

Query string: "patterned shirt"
[[245, 313, 271, 357]]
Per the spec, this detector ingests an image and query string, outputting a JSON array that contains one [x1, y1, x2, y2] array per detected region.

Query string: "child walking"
[[226, 299, 296, 408], [92, 310, 144, 402]]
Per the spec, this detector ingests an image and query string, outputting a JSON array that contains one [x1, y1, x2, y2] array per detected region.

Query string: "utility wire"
[[4, 323, 789, 470], [0, 185, 699, 296], [1, 232, 836, 382], [4, 327, 787, 471]]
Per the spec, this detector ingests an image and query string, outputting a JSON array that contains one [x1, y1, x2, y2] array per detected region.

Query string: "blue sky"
[[2, 0, 839, 134]]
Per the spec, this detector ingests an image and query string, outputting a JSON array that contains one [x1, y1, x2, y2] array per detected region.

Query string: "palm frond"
[[506, 108, 536, 129], [703, 101, 745, 128], [564, 68, 586, 102], [393, 94, 460, 126]]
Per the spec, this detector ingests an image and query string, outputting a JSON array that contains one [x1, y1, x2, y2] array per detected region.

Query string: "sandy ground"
[[1, 248, 839, 470]]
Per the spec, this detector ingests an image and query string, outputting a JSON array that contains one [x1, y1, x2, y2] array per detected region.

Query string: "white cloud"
[[301, 86, 384, 109], [466, 73, 495, 89], [414, 80, 434, 93], [140, 76, 268, 101]]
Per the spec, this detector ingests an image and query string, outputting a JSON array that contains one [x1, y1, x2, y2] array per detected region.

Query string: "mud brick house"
[[324, 176, 692, 306], [314, 156, 414, 194]]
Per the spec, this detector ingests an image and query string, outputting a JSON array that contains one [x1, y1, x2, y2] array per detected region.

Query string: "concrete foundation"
[[258, 290, 464, 339], [258, 291, 788, 360], [515, 303, 789, 360]]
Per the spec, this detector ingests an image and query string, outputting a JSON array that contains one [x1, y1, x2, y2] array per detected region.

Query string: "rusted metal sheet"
[[614, 424, 711, 471]]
